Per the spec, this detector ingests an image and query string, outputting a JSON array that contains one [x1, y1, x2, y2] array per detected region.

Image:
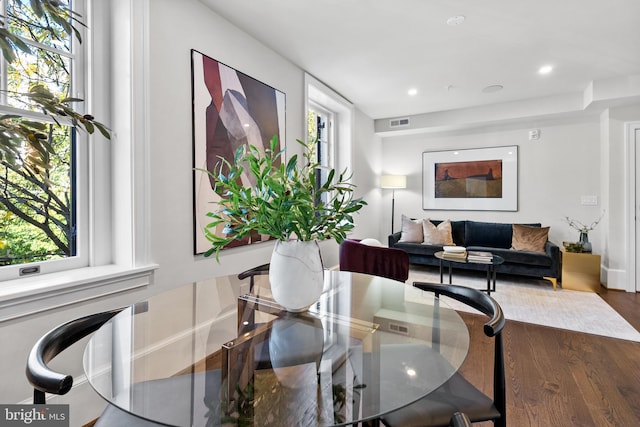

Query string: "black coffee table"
[[434, 251, 505, 295]]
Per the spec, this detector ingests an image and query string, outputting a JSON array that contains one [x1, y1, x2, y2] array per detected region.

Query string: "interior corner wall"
[[351, 109, 383, 241], [380, 116, 603, 252]]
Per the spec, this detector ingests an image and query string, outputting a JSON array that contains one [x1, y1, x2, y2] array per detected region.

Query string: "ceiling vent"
[[389, 117, 410, 128]]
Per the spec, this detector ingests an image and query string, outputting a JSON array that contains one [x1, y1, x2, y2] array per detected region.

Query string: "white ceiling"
[[200, 0, 640, 120]]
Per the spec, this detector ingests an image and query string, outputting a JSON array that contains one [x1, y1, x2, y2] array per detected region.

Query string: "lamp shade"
[[380, 175, 407, 189]]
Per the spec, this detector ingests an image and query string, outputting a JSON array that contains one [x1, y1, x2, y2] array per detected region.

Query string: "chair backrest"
[[26, 308, 122, 404], [450, 412, 472, 427], [237, 264, 270, 291], [413, 282, 506, 423], [339, 239, 410, 282]]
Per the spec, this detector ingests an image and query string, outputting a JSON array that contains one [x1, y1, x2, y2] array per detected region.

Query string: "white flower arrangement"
[[563, 211, 605, 234]]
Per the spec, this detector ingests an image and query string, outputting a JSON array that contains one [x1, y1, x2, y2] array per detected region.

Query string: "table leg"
[[492, 266, 497, 293], [448, 263, 452, 284], [439, 259, 444, 283], [485, 266, 491, 295]]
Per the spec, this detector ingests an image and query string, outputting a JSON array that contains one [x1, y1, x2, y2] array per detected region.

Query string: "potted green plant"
[[202, 135, 366, 311], [563, 211, 604, 253]]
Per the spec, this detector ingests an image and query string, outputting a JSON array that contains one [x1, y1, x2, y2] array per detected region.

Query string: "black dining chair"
[[238, 263, 270, 291], [381, 283, 506, 427], [450, 412, 472, 427], [25, 308, 165, 426]]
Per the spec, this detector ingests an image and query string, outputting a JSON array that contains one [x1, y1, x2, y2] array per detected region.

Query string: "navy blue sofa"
[[389, 220, 560, 283]]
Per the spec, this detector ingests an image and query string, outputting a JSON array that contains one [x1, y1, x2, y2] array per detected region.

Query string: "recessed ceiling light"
[[408, 88, 418, 96], [538, 65, 553, 75], [482, 84, 504, 93], [446, 15, 465, 26]]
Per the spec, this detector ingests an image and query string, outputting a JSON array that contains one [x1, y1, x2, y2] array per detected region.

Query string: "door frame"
[[626, 121, 640, 292]]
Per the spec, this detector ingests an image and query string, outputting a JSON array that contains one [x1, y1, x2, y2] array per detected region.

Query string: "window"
[[0, 0, 88, 279], [305, 73, 354, 201], [307, 103, 335, 205]]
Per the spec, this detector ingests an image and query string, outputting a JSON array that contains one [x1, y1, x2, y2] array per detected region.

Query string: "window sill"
[[0, 264, 158, 322]]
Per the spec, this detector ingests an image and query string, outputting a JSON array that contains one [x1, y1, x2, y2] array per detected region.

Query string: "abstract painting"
[[423, 146, 518, 211], [191, 50, 286, 254]]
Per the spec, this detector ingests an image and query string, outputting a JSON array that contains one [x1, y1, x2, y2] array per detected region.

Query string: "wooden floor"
[[458, 286, 640, 427]]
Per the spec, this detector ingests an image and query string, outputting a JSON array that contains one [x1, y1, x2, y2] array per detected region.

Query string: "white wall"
[[0, 0, 378, 423], [380, 116, 603, 250], [350, 108, 383, 241]]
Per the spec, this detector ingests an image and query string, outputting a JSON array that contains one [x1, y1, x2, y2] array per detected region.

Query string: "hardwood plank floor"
[[457, 289, 640, 427], [598, 287, 640, 331]]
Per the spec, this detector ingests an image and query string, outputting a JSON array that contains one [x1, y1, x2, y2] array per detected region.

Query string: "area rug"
[[407, 266, 640, 342]]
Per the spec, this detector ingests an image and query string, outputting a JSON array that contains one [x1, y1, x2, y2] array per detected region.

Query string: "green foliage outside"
[[1, 123, 72, 264]]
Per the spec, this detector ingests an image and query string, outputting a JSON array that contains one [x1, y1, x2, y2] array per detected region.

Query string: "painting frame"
[[422, 146, 518, 211], [191, 49, 286, 255]]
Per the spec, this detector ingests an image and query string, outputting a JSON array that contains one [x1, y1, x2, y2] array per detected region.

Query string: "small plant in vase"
[[201, 135, 367, 311], [563, 211, 604, 253]]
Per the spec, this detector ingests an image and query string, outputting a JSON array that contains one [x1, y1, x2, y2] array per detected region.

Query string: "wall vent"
[[389, 322, 409, 335], [389, 117, 410, 128]]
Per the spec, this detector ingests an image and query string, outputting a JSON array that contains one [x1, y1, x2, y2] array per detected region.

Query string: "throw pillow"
[[398, 215, 423, 242], [360, 238, 383, 247], [422, 219, 455, 245], [511, 224, 549, 253]]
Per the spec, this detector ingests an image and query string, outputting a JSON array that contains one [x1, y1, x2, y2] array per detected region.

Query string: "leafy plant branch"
[[200, 135, 366, 260], [0, 0, 110, 173]]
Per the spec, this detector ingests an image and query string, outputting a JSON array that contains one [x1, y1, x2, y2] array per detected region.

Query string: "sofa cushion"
[[399, 215, 423, 243], [423, 219, 454, 245], [430, 220, 466, 246], [465, 221, 514, 248], [511, 224, 549, 253]]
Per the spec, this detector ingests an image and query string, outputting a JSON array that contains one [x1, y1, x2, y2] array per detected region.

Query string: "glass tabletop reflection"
[[83, 271, 470, 426]]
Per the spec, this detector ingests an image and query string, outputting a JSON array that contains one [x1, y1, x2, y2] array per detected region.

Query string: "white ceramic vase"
[[269, 314, 324, 388], [269, 240, 324, 311]]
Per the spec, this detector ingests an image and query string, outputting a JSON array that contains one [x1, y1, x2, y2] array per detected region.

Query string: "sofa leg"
[[544, 277, 557, 291]]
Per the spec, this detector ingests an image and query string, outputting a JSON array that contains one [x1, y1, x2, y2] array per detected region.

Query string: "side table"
[[561, 248, 601, 292]]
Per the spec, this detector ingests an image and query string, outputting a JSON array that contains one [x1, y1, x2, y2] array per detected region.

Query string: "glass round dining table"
[[83, 270, 470, 426]]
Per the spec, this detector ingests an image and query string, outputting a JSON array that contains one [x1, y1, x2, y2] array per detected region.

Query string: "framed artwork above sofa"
[[422, 145, 518, 211]]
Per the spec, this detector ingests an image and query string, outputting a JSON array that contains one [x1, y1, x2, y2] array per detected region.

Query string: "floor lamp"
[[381, 175, 407, 234]]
